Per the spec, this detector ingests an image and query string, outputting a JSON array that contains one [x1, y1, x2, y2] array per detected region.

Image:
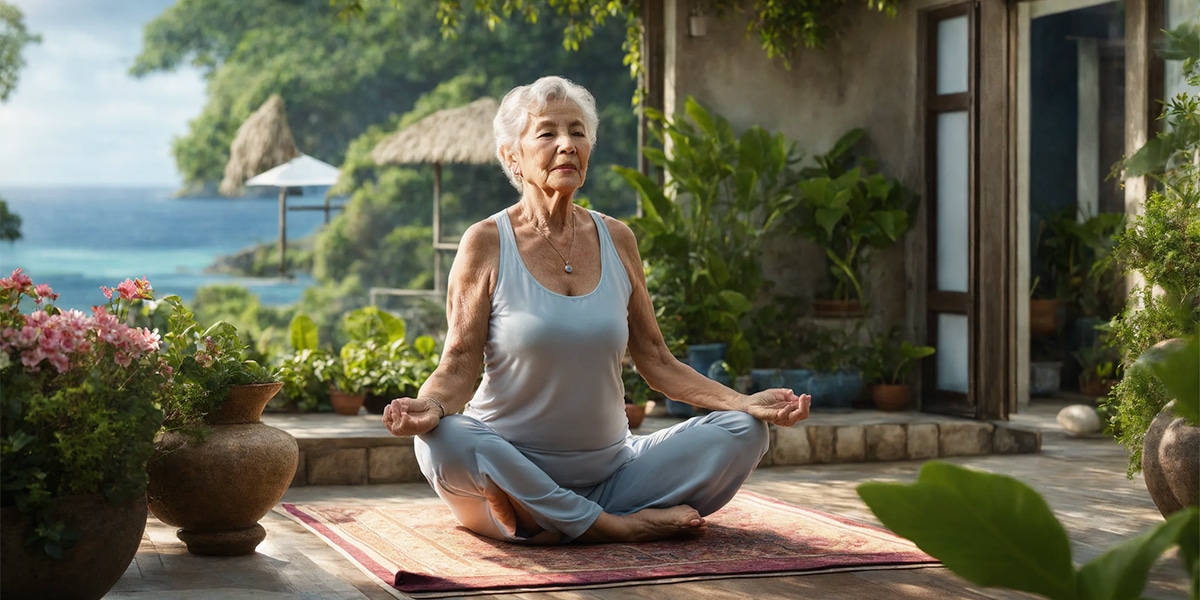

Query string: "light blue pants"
[[414, 410, 770, 542]]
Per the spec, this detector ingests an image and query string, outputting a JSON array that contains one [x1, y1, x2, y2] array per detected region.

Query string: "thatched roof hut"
[[370, 97, 499, 296], [371, 97, 498, 166], [219, 94, 299, 196]]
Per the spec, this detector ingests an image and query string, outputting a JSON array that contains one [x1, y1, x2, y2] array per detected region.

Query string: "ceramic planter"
[[330, 389, 366, 415], [870, 384, 910, 412], [1142, 400, 1200, 518], [148, 382, 298, 556], [1, 493, 147, 600]]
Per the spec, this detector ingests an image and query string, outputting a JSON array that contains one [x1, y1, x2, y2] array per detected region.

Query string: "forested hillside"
[[132, 0, 638, 314]]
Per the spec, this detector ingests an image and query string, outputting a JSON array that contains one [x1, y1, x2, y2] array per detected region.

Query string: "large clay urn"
[[1141, 400, 1200, 517], [1, 493, 147, 600], [148, 382, 298, 555]]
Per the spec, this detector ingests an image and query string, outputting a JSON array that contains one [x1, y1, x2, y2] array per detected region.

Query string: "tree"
[[132, 0, 637, 197], [0, 0, 40, 102]]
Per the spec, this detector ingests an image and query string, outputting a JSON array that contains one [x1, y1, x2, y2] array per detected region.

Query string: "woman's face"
[[512, 99, 591, 195]]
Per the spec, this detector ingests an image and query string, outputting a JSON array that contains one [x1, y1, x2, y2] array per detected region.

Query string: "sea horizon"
[[0, 185, 327, 311]]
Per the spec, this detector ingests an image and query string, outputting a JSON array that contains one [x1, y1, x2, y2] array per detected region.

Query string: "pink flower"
[[34, 284, 58, 301], [2, 268, 33, 291], [116, 279, 140, 301], [100, 286, 113, 300]]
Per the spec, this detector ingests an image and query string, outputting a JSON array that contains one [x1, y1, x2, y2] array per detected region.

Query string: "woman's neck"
[[518, 195, 576, 232]]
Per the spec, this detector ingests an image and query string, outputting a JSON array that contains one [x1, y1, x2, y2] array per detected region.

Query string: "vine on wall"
[[334, 0, 904, 88]]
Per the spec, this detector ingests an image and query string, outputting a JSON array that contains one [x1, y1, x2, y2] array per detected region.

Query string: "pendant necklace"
[[534, 208, 576, 274]]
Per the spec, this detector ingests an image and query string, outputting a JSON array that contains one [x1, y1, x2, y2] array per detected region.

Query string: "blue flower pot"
[[665, 343, 727, 417], [808, 370, 862, 412]]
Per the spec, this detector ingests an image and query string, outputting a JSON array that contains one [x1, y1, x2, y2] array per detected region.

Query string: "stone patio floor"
[[104, 397, 1192, 599]]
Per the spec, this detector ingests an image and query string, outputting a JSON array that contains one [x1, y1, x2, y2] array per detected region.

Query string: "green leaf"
[[717, 289, 752, 317], [413, 335, 437, 358], [857, 461, 1078, 600], [1077, 506, 1198, 600], [376, 310, 407, 344]]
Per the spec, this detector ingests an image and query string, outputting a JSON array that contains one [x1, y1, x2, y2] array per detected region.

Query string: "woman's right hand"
[[382, 397, 442, 437]]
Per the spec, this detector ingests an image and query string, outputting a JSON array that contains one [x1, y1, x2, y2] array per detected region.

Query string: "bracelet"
[[422, 397, 446, 418]]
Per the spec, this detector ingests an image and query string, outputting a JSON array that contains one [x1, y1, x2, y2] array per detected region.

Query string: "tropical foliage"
[[0, 0, 40, 102], [616, 97, 801, 358], [1104, 18, 1200, 474]]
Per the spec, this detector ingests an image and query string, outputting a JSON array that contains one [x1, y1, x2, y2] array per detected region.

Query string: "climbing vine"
[[333, 0, 904, 86]]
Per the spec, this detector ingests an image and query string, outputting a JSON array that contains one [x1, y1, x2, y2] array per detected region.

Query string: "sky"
[[0, 0, 206, 187]]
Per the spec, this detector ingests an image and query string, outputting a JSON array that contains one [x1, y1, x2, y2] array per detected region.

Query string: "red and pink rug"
[[278, 491, 938, 598]]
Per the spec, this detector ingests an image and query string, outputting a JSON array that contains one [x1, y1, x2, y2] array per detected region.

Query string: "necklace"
[[532, 207, 576, 274]]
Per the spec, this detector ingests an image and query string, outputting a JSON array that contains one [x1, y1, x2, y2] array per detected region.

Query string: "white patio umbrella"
[[245, 154, 341, 276]]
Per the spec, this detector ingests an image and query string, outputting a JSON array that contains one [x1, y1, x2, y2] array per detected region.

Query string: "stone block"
[[907, 423, 939, 460], [940, 422, 995, 457], [306, 448, 368, 485], [771, 425, 812, 465], [993, 425, 1041, 454], [806, 426, 835, 464], [834, 426, 865, 462], [865, 424, 907, 461], [369, 446, 423, 483]]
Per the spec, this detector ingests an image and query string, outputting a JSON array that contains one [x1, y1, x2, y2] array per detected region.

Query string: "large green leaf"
[[1077, 507, 1198, 600], [288, 314, 319, 351], [858, 461, 1078, 600]]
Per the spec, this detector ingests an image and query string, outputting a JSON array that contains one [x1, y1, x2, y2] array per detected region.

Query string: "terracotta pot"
[[625, 403, 647, 429], [870, 383, 910, 412], [1142, 400, 1200, 518], [148, 382, 298, 556], [812, 299, 863, 319], [1029, 299, 1060, 336], [330, 390, 366, 415], [1078, 377, 1117, 398], [1, 493, 147, 600]]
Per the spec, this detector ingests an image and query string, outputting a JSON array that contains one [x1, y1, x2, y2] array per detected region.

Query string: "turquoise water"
[[0, 187, 328, 311]]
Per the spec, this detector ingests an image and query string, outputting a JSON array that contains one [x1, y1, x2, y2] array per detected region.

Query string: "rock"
[[1056, 404, 1102, 435], [1142, 400, 1200, 517]]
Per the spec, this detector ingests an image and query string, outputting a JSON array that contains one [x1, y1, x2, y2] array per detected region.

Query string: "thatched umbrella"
[[219, 94, 299, 197], [245, 154, 341, 277], [371, 97, 499, 293]]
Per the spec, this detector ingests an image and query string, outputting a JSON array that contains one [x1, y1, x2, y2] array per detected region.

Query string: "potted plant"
[[1, 271, 167, 600], [802, 325, 867, 411], [617, 97, 801, 416], [338, 306, 440, 414], [861, 326, 936, 412], [1071, 333, 1121, 399], [621, 360, 658, 429], [275, 314, 338, 413], [789, 128, 919, 316], [146, 297, 297, 556]]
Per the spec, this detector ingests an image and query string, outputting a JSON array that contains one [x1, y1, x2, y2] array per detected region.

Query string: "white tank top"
[[463, 208, 633, 487]]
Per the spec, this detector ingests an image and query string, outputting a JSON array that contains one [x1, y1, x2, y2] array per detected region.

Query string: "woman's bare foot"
[[576, 505, 707, 543]]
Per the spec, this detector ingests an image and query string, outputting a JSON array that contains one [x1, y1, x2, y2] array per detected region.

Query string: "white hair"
[[493, 75, 599, 190]]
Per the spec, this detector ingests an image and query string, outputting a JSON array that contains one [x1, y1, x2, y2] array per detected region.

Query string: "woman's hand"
[[382, 397, 442, 437], [744, 388, 811, 427]]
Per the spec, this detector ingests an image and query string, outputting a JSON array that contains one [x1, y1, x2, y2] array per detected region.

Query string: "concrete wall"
[[662, 0, 946, 329]]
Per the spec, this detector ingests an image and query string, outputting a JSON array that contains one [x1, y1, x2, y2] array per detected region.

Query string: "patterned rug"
[[278, 491, 938, 598]]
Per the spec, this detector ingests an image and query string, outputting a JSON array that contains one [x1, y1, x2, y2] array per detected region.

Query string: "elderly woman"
[[383, 75, 811, 545]]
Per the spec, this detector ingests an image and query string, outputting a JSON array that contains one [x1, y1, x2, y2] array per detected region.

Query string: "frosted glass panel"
[[937, 111, 969, 292], [936, 313, 969, 393], [937, 16, 969, 95]]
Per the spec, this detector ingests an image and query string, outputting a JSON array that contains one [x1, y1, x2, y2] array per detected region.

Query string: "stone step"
[[262, 412, 1041, 488]]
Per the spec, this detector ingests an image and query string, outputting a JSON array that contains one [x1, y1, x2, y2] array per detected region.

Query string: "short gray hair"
[[494, 75, 599, 190]]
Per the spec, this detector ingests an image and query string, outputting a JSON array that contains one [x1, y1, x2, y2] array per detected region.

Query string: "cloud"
[[0, 0, 206, 187]]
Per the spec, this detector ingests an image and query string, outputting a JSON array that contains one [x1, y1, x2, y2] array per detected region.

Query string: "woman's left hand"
[[744, 389, 811, 427]]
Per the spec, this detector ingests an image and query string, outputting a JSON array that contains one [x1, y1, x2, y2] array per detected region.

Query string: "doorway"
[[1016, 0, 1127, 410]]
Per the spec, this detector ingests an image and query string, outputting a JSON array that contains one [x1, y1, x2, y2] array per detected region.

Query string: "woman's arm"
[[383, 219, 498, 436], [608, 216, 809, 426]]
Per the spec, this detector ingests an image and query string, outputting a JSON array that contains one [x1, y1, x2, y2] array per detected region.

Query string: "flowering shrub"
[[0, 269, 168, 558]]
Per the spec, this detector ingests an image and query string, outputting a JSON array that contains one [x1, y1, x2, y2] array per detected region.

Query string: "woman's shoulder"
[[455, 215, 502, 266], [592, 211, 637, 250]]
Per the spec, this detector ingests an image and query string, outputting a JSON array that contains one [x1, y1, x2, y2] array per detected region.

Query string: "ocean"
[[0, 187, 328, 312]]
